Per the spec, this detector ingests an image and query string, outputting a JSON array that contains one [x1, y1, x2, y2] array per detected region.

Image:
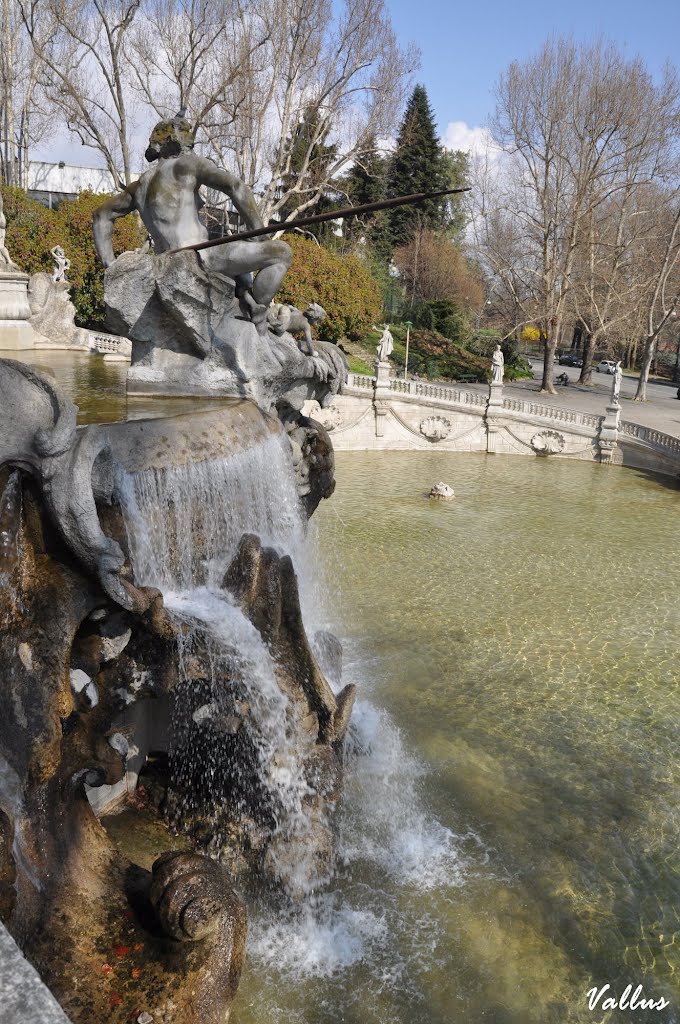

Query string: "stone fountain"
[[0, 111, 353, 1023], [0, 192, 88, 353]]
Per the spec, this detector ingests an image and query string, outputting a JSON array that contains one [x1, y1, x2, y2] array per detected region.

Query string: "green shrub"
[[392, 327, 488, 381], [276, 235, 383, 343], [3, 186, 145, 328], [411, 298, 468, 344]]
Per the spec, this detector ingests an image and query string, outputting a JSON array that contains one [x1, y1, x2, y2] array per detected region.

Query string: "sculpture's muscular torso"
[[93, 112, 291, 318]]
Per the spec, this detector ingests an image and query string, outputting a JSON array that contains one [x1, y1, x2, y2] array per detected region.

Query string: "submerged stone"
[[429, 481, 455, 499]]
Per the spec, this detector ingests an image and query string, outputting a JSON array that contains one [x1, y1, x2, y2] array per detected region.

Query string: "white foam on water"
[[249, 894, 389, 978], [247, 691, 481, 981], [339, 698, 478, 892]]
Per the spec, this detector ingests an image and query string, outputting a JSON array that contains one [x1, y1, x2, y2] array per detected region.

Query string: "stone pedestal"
[[0, 271, 35, 351], [485, 379, 504, 451], [373, 359, 391, 436], [599, 401, 621, 463], [0, 319, 36, 351]]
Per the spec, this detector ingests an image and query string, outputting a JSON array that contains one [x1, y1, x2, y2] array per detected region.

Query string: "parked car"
[[596, 360, 617, 374], [558, 353, 584, 367]]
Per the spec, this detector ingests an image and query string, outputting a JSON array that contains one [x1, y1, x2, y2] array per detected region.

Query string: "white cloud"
[[443, 121, 496, 159]]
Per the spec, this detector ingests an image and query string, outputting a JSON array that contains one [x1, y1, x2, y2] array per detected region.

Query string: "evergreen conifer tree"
[[387, 85, 457, 248], [338, 143, 390, 256]]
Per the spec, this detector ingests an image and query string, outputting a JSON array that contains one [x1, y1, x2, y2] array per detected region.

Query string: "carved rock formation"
[[0, 357, 352, 1015], [429, 481, 455, 499], [165, 534, 355, 894], [27, 272, 89, 349], [104, 250, 347, 410], [0, 460, 247, 1022], [0, 358, 140, 610]]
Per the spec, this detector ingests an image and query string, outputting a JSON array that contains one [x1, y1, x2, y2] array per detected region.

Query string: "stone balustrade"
[[619, 420, 680, 456], [501, 396, 603, 429], [322, 370, 680, 477], [86, 331, 132, 359]]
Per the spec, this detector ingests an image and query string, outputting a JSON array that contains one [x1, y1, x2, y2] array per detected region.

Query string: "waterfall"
[[119, 434, 306, 593], [118, 432, 324, 892]]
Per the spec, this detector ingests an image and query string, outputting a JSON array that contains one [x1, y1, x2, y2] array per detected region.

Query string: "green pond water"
[[234, 451, 680, 1024], [11, 350, 222, 423]]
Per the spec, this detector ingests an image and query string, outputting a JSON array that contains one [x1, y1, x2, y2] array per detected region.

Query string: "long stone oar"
[[166, 186, 471, 256]]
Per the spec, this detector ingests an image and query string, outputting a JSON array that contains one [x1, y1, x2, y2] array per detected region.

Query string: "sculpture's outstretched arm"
[[93, 185, 138, 267], [193, 156, 264, 232]]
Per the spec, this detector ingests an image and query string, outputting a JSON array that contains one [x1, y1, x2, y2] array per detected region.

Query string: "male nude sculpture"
[[92, 112, 291, 324]]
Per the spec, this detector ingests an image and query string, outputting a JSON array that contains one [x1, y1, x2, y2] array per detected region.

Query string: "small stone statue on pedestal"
[[374, 323, 394, 363], [50, 244, 71, 282], [611, 361, 623, 404], [491, 343, 504, 384]]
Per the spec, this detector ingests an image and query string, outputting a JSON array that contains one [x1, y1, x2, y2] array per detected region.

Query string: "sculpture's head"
[[304, 302, 327, 325], [146, 110, 195, 161]]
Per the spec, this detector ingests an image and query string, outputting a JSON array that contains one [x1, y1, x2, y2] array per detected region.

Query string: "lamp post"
[[388, 263, 400, 320], [404, 321, 413, 380], [671, 311, 680, 385]]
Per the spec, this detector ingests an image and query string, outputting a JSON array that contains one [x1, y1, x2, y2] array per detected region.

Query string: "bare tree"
[[0, 0, 51, 186], [571, 64, 680, 383], [631, 187, 680, 400], [200, 0, 418, 222], [21, 0, 141, 184], [129, 0, 269, 130], [18, 0, 414, 219], [393, 227, 484, 312], [467, 149, 542, 343], [488, 37, 680, 393]]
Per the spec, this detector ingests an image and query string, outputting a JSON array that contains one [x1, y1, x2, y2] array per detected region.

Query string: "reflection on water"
[[235, 452, 680, 1024], [10, 350, 224, 423], [13, 350, 128, 423]]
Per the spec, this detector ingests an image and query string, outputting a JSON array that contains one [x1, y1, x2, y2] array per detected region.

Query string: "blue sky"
[[387, 0, 680, 147]]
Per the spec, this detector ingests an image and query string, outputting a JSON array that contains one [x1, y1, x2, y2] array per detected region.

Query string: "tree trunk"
[[578, 330, 595, 385], [634, 336, 655, 401], [629, 338, 638, 370], [540, 332, 557, 393]]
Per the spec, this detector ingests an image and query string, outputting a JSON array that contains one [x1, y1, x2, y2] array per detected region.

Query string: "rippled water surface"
[[235, 451, 680, 1024]]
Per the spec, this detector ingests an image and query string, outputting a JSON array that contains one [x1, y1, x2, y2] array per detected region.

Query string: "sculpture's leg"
[[204, 240, 292, 321], [249, 241, 293, 307], [300, 323, 316, 356]]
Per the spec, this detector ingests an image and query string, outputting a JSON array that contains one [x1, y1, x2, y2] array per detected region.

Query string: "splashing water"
[[118, 434, 323, 888], [246, 672, 484, 989], [168, 588, 316, 879], [118, 430, 474, 952], [338, 695, 483, 890]]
